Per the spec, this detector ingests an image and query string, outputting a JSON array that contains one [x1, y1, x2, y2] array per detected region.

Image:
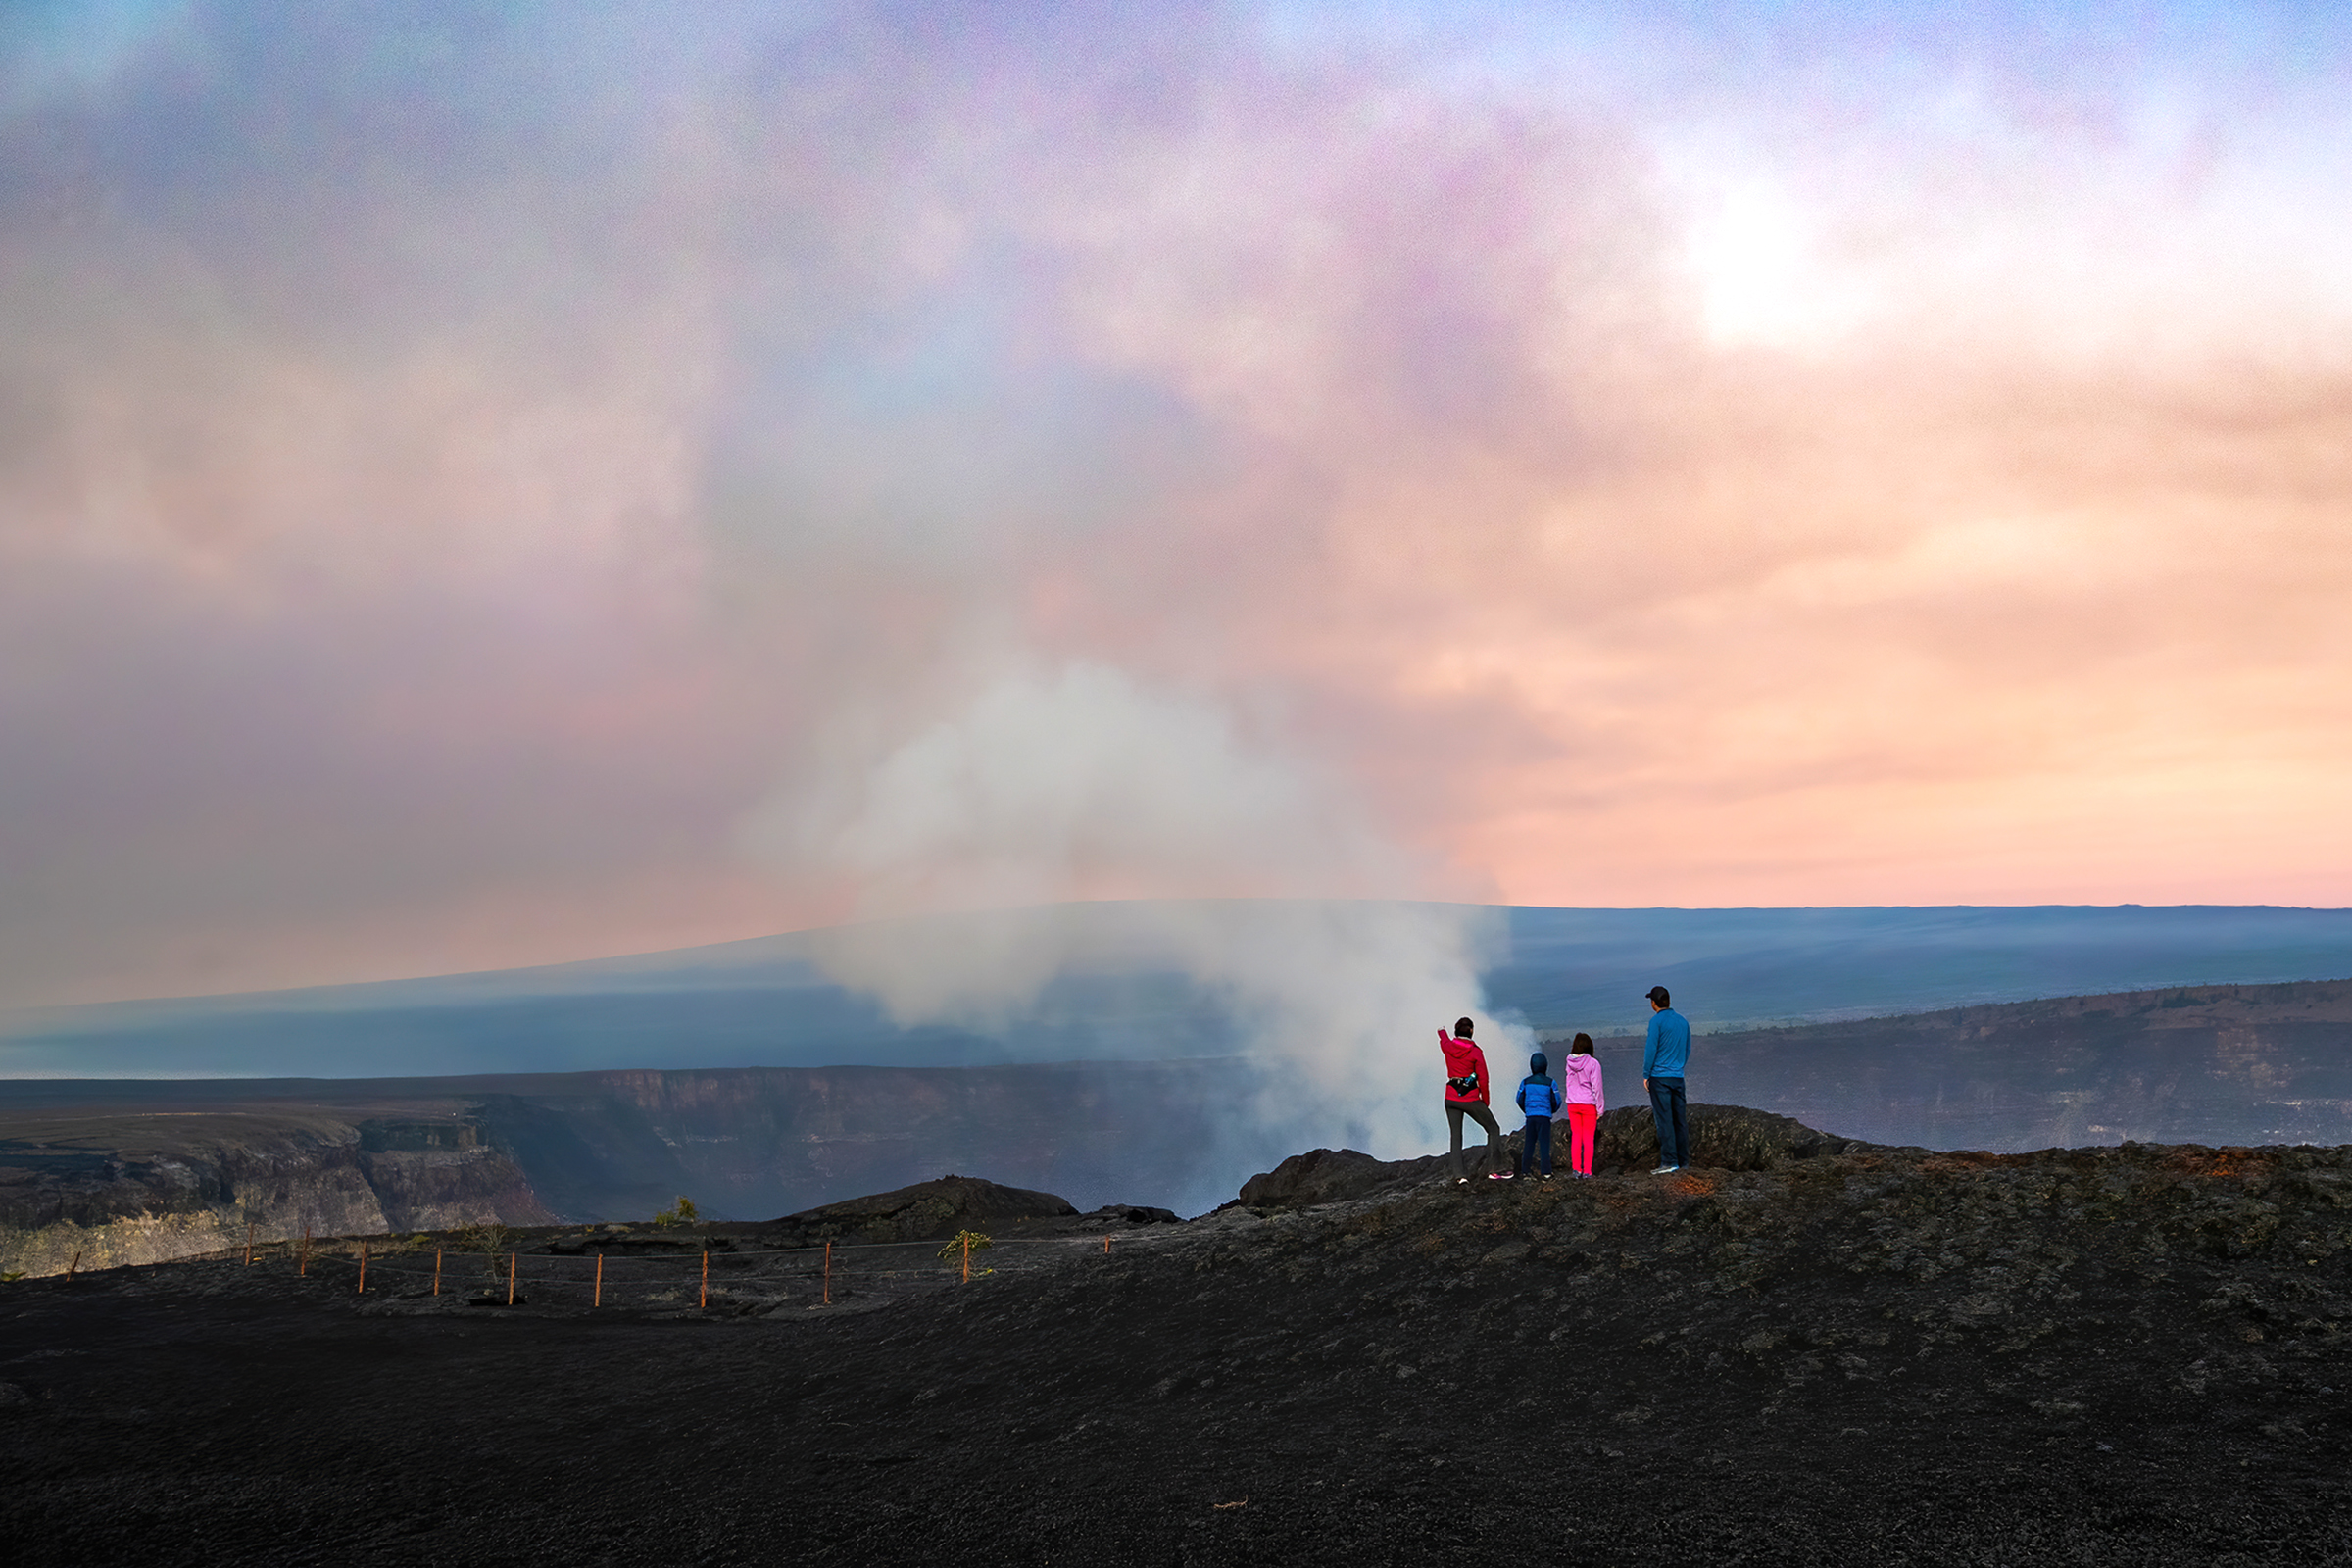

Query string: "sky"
[[3, 1, 2351, 1013]]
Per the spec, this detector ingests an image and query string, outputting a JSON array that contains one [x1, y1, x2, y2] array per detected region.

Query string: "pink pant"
[[1565, 1103, 1598, 1174]]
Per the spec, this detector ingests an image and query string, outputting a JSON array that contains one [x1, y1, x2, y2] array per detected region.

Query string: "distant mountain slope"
[[2, 901, 2347, 1079], [1570, 976, 2352, 1152], [1491, 904, 2352, 1032]]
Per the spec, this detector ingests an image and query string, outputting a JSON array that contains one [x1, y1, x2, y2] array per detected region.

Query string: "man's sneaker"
[[1650, 1164, 1677, 1175], [1541, 1173, 1553, 1181], [1455, 1176, 1470, 1185]]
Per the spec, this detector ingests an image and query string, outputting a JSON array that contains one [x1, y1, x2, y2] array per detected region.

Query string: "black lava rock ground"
[[5, 1130, 2352, 1566]]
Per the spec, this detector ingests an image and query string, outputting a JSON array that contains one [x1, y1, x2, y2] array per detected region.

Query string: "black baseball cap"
[[1643, 985, 1671, 1004]]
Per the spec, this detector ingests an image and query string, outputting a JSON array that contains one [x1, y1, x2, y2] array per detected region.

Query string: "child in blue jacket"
[[1516, 1052, 1561, 1180]]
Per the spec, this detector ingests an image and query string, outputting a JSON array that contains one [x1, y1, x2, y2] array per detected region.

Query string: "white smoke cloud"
[[742, 661, 1530, 1168], [763, 661, 1384, 917]]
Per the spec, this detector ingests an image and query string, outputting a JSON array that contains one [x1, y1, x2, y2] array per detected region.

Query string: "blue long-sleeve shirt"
[[1642, 1007, 1690, 1078]]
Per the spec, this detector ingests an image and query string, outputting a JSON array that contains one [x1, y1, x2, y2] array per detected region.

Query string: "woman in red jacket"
[[1440, 1017, 1508, 1182]]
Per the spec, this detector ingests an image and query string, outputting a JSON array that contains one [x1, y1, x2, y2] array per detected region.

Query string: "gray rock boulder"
[[1594, 1102, 1863, 1172], [763, 1174, 1078, 1244]]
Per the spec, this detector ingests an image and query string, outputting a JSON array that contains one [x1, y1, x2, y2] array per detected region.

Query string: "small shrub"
[[455, 1222, 514, 1282], [938, 1230, 994, 1277], [652, 1196, 700, 1228]]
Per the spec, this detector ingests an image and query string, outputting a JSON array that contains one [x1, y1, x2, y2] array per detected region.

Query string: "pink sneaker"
[[1488, 1171, 1514, 1180]]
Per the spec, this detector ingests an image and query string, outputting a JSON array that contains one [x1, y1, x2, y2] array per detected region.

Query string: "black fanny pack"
[[1446, 1074, 1480, 1097]]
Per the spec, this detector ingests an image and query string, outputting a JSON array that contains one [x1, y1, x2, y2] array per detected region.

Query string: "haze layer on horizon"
[[7, 901, 2347, 1081], [6, 4, 2351, 1014]]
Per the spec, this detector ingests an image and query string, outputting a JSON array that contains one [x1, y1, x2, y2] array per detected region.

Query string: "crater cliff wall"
[[0, 1110, 554, 1277], [0, 1060, 1231, 1276]]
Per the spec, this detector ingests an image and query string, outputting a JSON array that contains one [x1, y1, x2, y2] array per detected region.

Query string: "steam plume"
[[748, 662, 1527, 1168]]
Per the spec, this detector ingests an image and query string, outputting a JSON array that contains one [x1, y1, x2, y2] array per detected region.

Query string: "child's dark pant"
[[1519, 1115, 1552, 1176]]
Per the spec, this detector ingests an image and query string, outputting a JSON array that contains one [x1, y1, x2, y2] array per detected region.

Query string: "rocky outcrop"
[[762, 1174, 1079, 1246], [1590, 1102, 1866, 1171], [1237, 1147, 1449, 1208], [1236, 1104, 1872, 1209]]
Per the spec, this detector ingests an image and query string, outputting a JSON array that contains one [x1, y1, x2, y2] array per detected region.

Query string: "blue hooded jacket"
[[1516, 1052, 1560, 1117]]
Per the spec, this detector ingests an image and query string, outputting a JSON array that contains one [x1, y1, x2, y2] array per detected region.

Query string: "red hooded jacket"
[[1439, 1030, 1491, 1104]]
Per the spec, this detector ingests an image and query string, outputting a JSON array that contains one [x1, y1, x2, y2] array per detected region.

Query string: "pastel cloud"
[[2, 3, 2349, 1011]]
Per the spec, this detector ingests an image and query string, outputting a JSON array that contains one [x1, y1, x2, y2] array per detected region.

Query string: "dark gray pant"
[[1446, 1101, 1503, 1179]]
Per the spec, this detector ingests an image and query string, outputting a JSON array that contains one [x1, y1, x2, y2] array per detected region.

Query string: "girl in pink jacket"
[[1559, 1032, 1605, 1178]]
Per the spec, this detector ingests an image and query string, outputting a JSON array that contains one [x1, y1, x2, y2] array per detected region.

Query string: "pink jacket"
[[1558, 1054, 1604, 1114]]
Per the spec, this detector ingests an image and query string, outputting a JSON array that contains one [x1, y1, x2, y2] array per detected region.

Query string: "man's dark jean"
[[1648, 1076, 1689, 1168]]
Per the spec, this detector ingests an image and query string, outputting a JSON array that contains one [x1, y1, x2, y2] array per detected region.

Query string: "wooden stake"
[[700, 1250, 709, 1310], [433, 1250, 443, 1297], [300, 1224, 311, 1277], [593, 1251, 602, 1308], [357, 1240, 368, 1295], [961, 1231, 970, 1284], [507, 1252, 516, 1306], [245, 1224, 255, 1267], [66, 1250, 81, 1281], [822, 1241, 830, 1305], [1104, 1234, 1111, 1255]]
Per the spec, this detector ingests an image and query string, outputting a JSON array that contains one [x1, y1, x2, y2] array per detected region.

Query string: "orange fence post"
[[700, 1250, 709, 1311], [594, 1252, 603, 1308], [507, 1252, 516, 1306], [433, 1250, 443, 1298], [1104, 1234, 1110, 1255], [246, 1225, 256, 1267], [823, 1241, 831, 1305], [961, 1232, 970, 1284], [358, 1240, 368, 1295]]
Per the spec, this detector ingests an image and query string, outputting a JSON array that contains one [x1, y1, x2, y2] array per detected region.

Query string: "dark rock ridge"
[[1238, 1103, 1865, 1208]]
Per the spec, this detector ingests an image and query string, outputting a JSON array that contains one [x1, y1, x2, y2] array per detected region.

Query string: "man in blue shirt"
[[1642, 985, 1691, 1174]]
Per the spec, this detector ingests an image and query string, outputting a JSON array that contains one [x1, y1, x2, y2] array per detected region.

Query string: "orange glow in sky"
[[2, 5, 2348, 1007]]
